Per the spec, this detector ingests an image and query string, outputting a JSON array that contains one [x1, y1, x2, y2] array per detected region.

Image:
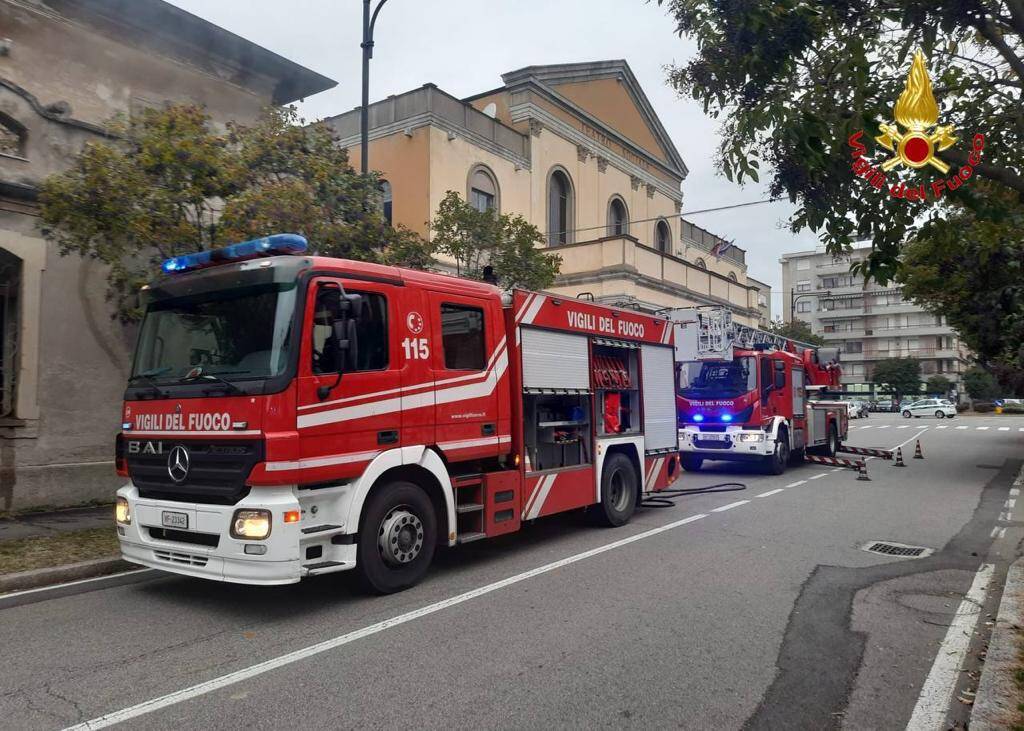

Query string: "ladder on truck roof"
[[669, 306, 810, 361]]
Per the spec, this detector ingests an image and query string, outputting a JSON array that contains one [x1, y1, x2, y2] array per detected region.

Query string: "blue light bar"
[[692, 414, 704, 423], [161, 234, 308, 274], [721, 413, 733, 422]]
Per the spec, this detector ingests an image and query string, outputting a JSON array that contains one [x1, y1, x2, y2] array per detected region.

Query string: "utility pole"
[[360, 0, 389, 175]]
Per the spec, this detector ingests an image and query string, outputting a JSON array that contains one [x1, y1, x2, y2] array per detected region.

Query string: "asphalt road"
[[1, 412, 1021, 730]]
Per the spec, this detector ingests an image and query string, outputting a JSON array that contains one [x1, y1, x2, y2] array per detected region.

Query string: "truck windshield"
[[131, 282, 297, 383], [678, 357, 757, 398]]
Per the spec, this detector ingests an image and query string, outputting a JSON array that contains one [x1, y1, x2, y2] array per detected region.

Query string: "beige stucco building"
[[325, 61, 761, 323], [0, 0, 335, 510]]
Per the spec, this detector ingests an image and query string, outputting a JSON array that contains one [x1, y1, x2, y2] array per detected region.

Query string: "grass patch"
[[0, 527, 120, 575]]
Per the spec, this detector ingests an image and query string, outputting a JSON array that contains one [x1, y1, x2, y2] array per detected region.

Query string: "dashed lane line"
[[977, 426, 990, 431], [897, 425, 910, 429], [711, 500, 750, 513], [756, 489, 785, 498], [956, 426, 969, 430], [785, 480, 807, 488], [999, 427, 1010, 431], [876, 425, 890, 429], [935, 426, 948, 429], [808, 473, 827, 480]]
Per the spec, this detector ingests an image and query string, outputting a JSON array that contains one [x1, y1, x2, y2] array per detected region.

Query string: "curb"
[[971, 557, 1024, 730], [0, 556, 132, 595]]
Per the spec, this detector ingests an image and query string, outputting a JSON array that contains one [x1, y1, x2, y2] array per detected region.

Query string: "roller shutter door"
[[521, 327, 590, 392], [641, 344, 678, 451]]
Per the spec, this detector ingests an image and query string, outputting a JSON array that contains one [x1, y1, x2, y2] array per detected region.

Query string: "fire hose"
[[641, 481, 747, 508]]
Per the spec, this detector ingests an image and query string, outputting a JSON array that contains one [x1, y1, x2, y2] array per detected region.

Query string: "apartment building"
[[780, 246, 971, 397]]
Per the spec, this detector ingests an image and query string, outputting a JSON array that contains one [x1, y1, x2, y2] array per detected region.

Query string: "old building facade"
[[325, 61, 762, 323], [0, 0, 335, 510]]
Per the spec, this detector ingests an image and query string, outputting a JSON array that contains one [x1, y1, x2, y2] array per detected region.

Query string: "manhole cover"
[[862, 541, 933, 558]]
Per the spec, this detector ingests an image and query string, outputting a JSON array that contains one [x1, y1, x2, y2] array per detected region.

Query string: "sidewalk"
[[0, 505, 128, 594], [971, 557, 1024, 730]]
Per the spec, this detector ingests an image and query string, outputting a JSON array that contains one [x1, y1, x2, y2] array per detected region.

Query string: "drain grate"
[[862, 541, 933, 558]]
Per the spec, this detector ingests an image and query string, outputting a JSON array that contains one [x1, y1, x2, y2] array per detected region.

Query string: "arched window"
[[378, 180, 392, 225], [467, 164, 499, 213], [694, 258, 707, 270], [547, 167, 574, 246], [607, 196, 629, 236], [0, 114, 25, 157], [727, 271, 738, 282], [655, 219, 671, 253]]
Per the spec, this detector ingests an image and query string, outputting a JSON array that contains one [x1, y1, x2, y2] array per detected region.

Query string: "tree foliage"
[[430, 191, 561, 291], [963, 365, 1001, 399], [764, 318, 825, 346], [658, 0, 1024, 283], [871, 357, 922, 400], [925, 374, 953, 395], [39, 104, 429, 320]]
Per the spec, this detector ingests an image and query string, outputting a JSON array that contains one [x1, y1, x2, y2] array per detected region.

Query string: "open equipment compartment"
[[592, 339, 640, 436]]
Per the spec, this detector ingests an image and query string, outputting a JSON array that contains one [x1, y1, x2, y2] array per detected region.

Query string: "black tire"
[[935, 410, 945, 419], [763, 430, 789, 475], [357, 480, 437, 594], [823, 423, 839, 457], [681, 454, 704, 472], [902, 410, 912, 418], [788, 446, 806, 466], [593, 452, 638, 527]]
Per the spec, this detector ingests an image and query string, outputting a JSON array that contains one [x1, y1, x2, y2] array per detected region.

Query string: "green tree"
[[925, 374, 953, 396], [764, 318, 825, 346], [871, 357, 922, 403], [429, 191, 561, 290], [658, 0, 1024, 283], [39, 104, 427, 320], [963, 366, 1000, 400]]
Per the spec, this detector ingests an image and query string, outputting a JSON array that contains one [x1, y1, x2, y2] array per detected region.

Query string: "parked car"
[[873, 398, 894, 412], [902, 398, 957, 419], [845, 400, 869, 418]]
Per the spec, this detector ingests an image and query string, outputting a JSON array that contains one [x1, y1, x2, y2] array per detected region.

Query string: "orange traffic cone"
[[892, 447, 906, 467], [913, 439, 924, 459], [857, 460, 871, 481]]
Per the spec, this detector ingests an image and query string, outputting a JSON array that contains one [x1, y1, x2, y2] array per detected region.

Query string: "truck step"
[[301, 524, 343, 534], [304, 560, 347, 573], [457, 531, 486, 545], [452, 474, 483, 488], [456, 502, 484, 514]]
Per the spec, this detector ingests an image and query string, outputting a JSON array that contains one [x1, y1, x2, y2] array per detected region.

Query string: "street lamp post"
[[790, 289, 831, 323], [360, 0, 389, 176]]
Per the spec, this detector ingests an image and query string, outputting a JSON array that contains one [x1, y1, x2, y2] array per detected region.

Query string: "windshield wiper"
[[181, 369, 248, 395], [127, 368, 171, 398]]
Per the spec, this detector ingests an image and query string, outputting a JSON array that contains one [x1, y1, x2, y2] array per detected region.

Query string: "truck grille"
[[128, 439, 263, 505], [154, 549, 209, 567], [694, 438, 733, 450]]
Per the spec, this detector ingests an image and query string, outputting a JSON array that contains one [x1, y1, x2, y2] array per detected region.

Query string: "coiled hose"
[[641, 481, 747, 508]]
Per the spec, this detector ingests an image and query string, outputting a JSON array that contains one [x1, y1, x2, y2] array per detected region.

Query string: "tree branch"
[[943, 148, 1024, 196], [975, 18, 1024, 80], [1005, 0, 1024, 36]]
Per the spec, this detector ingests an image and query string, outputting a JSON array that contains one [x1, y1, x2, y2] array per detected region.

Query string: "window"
[[547, 168, 573, 245], [607, 197, 629, 236], [0, 250, 21, 417], [758, 294, 768, 307], [694, 258, 707, 270], [378, 180, 393, 225], [796, 301, 811, 313], [796, 280, 811, 292], [655, 220, 671, 253], [0, 114, 24, 157], [845, 341, 863, 354], [441, 304, 485, 370], [796, 259, 810, 271], [727, 271, 738, 282], [312, 288, 388, 374], [468, 165, 498, 213]]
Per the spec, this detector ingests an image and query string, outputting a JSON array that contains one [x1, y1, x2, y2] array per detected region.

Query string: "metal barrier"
[[804, 453, 870, 480], [837, 445, 894, 460]]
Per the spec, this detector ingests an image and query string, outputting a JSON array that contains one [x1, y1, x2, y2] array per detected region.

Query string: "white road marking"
[[999, 427, 1010, 431], [906, 563, 994, 731], [1011, 488, 1020, 497], [956, 426, 968, 430], [1000, 511, 1013, 522], [916, 425, 928, 428], [876, 425, 890, 429], [1019, 427, 1024, 432], [756, 489, 785, 498], [785, 480, 807, 488], [808, 473, 827, 480], [977, 426, 990, 431], [859, 425, 873, 429], [935, 426, 948, 429], [990, 527, 1007, 539], [831, 468, 844, 473], [0, 569, 154, 601], [65, 511, 716, 730], [1006, 499, 1016, 509], [711, 500, 750, 513]]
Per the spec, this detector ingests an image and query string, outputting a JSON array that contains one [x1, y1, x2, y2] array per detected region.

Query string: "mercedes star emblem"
[[167, 445, 190, 484]]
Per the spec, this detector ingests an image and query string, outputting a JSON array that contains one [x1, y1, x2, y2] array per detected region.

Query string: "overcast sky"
[[167, 0, 822, 311]]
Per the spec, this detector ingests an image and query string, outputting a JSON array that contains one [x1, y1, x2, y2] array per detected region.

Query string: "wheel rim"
[[608, 468, 631, 512], [777, 439, 789, 465], [936, 411, 944, 418], [377, 506, 424, 567]]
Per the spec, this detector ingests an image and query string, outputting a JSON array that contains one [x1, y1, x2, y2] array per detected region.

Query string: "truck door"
[[295, 276, 401, 480], [427, 291, 504, 463]]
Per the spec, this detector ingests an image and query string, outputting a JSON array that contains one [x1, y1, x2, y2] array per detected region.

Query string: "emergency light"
[[161, 234, 308, 274]]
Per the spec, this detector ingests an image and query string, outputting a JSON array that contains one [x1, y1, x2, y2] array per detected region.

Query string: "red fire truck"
[[671, 307, 847, 475], [114, 235, 679, 593]]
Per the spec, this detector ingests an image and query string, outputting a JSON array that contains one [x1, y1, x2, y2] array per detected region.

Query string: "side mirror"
[[774, 363, 786, 390]]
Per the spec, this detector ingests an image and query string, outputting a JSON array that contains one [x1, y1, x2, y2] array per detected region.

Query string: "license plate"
[[161, 511, 188, 529], [699, 432, 727, 441]]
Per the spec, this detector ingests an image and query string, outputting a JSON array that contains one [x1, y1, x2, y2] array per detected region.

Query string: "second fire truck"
[[671, 307, 848, 475], [114, 235, 679, 593]]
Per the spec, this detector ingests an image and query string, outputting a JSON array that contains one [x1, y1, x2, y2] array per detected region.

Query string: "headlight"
[[738, 433, 764, 442], [231, 509, 272, 540], [115, 497, 131, 525]]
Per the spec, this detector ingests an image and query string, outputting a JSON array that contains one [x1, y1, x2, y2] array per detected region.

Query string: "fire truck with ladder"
[[114, 234, 680, 593], [670, 307, 848, 475]]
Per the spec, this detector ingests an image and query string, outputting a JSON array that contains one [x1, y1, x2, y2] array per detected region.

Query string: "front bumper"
[[115, 484, 356, 585], [678, 426, 774, 458]]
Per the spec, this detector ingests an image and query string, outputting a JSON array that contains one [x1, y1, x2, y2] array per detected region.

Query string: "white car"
[[902, 399, 957, 419], [845, 401, 868, 418]]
